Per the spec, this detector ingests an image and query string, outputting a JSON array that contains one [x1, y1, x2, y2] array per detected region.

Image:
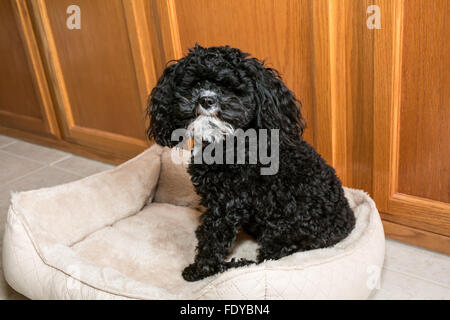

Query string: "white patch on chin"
[[187, 115, 234, 143]]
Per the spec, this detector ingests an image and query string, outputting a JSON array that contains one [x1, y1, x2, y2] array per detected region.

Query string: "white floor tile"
[[0, 152, 43, 185], [52, 155, 115, 177], [385, 239, 450, 287], [0, 135, 16, 148], [2, 140, 69, 165], [0, 166, 82, 203], [370, 267, 450, 300]]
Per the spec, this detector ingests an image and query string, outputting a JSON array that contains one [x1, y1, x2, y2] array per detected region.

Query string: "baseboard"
[[0, 125, 134, 165], [382, 219, 450, 255]]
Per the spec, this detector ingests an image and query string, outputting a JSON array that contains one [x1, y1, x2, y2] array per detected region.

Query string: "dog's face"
[[178, 78, 256, 143], [147, 45, 305, 147]]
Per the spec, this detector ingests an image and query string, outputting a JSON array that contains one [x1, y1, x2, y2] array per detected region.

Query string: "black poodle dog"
[[147, 45, 355, 281]]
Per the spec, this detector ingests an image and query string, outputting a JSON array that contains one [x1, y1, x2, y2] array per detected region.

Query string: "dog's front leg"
[[182, 208, 242, 281]]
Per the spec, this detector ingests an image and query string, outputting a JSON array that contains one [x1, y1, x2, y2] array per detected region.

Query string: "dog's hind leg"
[[255, 228, 314, 263]]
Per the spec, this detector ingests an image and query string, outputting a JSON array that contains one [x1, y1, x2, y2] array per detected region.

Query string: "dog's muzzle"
[[187, 115, 234, 144]]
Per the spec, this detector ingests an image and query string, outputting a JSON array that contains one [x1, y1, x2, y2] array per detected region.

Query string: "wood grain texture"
[[171, 0, 316, 146], [43, 0, 145, 139], [146, 0, 182, 74], [0, 0, 59, 137], [0, 0, 41, 119], [312, 0, 375, 190], [382, 220, 450, 255], [373, 0, 401, 211], [373, 0, 449, 239], [396, 0, 450, 203], [344, 0, 374, 195], [385, 194, 450, 236], [327, 0, 348, 183], [312, 0, 367, 184], [122, 0, 159, 113], [311, 0, 334, 169]]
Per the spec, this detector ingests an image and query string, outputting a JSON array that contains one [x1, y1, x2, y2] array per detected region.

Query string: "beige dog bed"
[[2, 145, 385, 299]]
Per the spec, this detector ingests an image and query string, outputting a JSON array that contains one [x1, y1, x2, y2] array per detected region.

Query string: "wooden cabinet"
[[0, 0, 59, 138], [372, 0, 450, 252], [30, 0, 156, 158], [0, 0, 448, 253], [170, 0, 316, 144]]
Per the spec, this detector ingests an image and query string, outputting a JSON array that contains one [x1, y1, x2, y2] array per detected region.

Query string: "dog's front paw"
[[182, 263, 201, 282], [182, 263, 219, 282]]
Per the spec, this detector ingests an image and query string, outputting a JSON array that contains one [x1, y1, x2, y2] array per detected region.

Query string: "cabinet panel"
[[373, 0, 450, 240], [170, 0, 316, 145], [397, 0, 449, 204], [0, 0, 59, 137], [31, 0, 157, 156]]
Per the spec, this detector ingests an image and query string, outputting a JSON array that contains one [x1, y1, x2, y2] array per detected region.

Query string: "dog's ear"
[[146, 63, 179, 147], [248, 59, 305, 145]]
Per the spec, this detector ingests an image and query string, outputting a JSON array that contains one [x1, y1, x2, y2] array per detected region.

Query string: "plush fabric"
[[153, 148, 202, 209], [2, 145, 385, 299]]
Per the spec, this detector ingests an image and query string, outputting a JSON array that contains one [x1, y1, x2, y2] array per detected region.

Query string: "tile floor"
[[0, 134, 449, 300]]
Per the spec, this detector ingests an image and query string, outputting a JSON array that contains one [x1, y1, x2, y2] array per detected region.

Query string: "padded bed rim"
[[4, 189, 383, 300]]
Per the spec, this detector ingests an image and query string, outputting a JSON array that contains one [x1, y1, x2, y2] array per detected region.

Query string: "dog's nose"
[[198, 96, 216, 109]]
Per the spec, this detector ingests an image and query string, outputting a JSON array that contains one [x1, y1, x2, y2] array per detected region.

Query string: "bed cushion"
[[2, 145, 385, 299]]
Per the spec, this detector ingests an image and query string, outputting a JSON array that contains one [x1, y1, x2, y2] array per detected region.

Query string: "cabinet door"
[[152, 0, 357, 176], [0, 0, 59, 138], [373, 0, 450, 251], [154, 0, 317, 145], [30, 0, 157, 157]]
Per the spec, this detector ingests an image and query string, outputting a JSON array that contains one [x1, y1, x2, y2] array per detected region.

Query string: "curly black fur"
[[147, 45, 355, 281]]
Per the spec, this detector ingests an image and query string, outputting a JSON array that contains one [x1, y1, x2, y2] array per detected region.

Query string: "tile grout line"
[[2, 159, 86, 186], [1, 147, 111, 173], [0, 141, 18, 149], [0, 146, 109, 178], [46, 165, 86, 179], [386, 247, 450, 261], [0, 163, 86, 194], [48, 154, 92, 177], [51, 159, 114, 177], [0, 166, 48, 190], [49, 154, 73, 166], [383, 266, 450, 289], [0, 149, 68, 167], [386, 239, 450, 259], [0, 148, 107, 187], [50, 156, 112, 177]]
